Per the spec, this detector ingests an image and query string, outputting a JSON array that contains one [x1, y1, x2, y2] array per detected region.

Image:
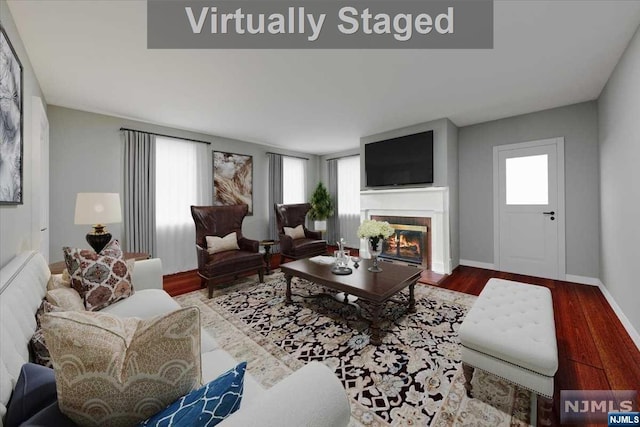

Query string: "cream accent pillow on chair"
[[284, 224, 306, 240], [206, 232, 240, 255], [41, 307, 201, 427]]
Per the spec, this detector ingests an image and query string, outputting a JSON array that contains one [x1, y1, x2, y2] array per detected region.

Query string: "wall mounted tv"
[[365, 130, 434, 187]]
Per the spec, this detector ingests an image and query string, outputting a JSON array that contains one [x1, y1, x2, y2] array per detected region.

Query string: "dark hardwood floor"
[[163, 261, 640, 426], [438, 266, 640, 426]]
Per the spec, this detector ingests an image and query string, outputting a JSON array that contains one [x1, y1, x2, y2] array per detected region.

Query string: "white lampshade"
[[74, 193, 122, 225]]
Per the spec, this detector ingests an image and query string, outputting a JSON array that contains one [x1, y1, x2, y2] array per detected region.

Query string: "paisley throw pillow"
[[63, 240, 133, 311]]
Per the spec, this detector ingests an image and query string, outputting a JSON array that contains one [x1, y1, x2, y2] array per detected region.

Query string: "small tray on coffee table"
[[331, 266, 353, 275]]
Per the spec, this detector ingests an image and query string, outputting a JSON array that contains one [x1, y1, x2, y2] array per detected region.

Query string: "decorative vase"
[[368, 236, 383, 272], [314, 220, 327, 232]]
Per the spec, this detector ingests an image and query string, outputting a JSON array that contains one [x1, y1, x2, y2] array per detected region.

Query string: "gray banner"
[[148, 0, 493, 49]]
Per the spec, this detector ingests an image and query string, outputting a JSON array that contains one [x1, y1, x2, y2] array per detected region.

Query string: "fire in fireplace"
[[382, 225, 426, 264], [371, 216, 431, 268]]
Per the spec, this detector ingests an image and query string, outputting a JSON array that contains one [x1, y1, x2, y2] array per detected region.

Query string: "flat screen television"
[[365, 130, 434, 187]]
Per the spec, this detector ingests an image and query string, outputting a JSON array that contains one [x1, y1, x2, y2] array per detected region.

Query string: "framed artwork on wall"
[[0, 26, 24, 204], [213, 151, 253, 215]]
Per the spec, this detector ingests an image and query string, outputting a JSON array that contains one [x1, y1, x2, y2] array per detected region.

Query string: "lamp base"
[[86, 228, 112, 254]]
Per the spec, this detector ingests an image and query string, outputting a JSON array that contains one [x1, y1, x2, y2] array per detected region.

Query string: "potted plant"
[[308, 182, 334, 232]]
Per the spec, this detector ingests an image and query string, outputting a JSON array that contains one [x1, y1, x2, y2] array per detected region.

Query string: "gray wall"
[[458, 101, 600, 278], [0, 2, 47, 267], [48, 106, 319, 262], [598, 25, 640, 334], [360, 118, 459, 268]]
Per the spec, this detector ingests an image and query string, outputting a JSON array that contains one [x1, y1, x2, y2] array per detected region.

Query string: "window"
[[338, 156, 360, 215], [337, 156, 360, 247], [156, 137, 208, 226], [282, 157, 306, 204], [155, 137, 210, 274], [506, 154, 548, 205]]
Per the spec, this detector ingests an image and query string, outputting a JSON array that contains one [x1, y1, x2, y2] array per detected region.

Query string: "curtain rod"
[[266, 151, 309, 160], [325, 153, 359, 161], [119, 127, 211, 145]]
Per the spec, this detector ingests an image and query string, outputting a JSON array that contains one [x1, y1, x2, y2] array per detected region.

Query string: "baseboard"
[[456, 266, 639, 350], [596, 280, 640, 351], [538, 273, 639, 350], [564, 274, 600, 287], [459, 259, 496, 270]]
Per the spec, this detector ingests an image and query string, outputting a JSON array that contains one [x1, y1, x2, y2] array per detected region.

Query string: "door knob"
[[542, 211, 555, 215]]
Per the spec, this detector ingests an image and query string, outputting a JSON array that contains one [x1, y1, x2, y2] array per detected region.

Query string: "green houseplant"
[[308, 182, 334, 232]]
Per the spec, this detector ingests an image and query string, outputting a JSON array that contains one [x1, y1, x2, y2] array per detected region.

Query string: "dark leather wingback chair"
[[275, 203, 327, 262], [191, 205, 265, 298]]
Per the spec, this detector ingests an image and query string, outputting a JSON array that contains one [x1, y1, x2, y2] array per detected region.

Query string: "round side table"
[[260, 240, 278, 275]]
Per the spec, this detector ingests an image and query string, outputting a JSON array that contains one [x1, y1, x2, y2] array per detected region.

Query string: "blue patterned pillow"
[[138, 362, 246, 427]]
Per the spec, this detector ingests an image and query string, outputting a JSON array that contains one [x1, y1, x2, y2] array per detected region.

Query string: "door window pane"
[[506, 154, 548, 205]]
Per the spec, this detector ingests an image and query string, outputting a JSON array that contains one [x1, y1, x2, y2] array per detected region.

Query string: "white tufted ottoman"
[[459, 278, 558, 425]]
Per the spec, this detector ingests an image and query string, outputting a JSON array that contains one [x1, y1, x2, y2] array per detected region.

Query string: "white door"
[[31, 97, 50, 261], [493, 138, 565, 279]]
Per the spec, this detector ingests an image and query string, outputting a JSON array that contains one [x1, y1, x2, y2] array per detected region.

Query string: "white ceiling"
[[8, 1, 640, 155]]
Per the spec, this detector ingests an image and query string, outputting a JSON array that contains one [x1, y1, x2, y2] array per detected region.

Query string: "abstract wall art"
[[0, 26, 23, 204], [213, 151, 253, 215]]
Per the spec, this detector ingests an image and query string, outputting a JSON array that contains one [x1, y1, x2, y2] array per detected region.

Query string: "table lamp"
[[74, 192, 122, 253]]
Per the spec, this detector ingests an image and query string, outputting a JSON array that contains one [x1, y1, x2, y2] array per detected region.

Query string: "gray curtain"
[[268, 153, 283, 251], [123, 130, 156, 256], [327, 158, 340, 245]]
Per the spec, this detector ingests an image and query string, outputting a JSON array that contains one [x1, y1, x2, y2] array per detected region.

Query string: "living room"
[[1, 1, 640, 426]]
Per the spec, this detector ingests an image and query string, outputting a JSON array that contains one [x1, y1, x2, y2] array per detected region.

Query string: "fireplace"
[[371, 215, 431, 269], [361, 187, 450, 274]]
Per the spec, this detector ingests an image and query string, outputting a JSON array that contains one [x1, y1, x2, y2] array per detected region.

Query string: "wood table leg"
[[462, 363, 474, 397], [538, 395, 553, 426], [263, 244, 274, 275], [370, 302, 383, 345], [285, 274, 293, 304], [408, 282, 416, 313]]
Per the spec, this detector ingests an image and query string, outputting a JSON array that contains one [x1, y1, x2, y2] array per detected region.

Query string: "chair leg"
[[462, 363, 474, 397], [258, 268, 264, 284], [207, 280, 214, 299], [200, 276, 207, 288]]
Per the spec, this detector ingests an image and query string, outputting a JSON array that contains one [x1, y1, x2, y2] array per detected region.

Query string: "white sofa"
[[0, 251, 351, 427]]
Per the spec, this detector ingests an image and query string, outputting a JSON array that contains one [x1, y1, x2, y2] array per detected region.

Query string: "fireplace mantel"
[[360, 187, 451, 274]]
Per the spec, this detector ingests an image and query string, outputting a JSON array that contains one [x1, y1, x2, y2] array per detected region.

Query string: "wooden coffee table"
[[280, 258, 423, 345]]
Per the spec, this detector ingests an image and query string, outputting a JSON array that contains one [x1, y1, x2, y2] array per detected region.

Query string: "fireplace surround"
[[360, 187, 451, 274], [371, 215, 431, 269]]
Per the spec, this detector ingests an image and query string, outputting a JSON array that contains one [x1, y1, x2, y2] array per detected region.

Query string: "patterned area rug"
[[174, 272, 531, 426]]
